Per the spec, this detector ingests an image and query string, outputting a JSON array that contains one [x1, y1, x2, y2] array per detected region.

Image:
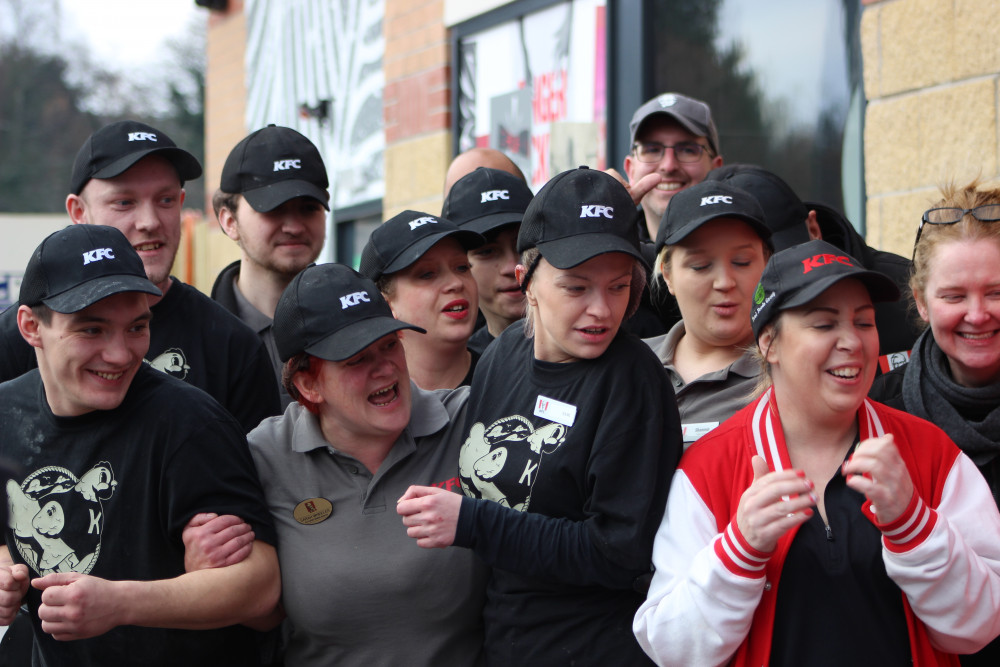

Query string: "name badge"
[[682, 421, 719, 443], [534, 395, 576, 427]]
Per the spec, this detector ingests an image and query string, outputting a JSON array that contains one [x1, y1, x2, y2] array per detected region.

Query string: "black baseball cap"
[[629, 93, 720, 156], [19, 225, 161, 313], [220, 125, 330, 212], [706, 164, 811, 251], [70, 120, 202, 195], [655, 180, 772, 255], [517, 166, 647, 271], [441, 167, 534, 235], [273, 263, 424, 362], [750, 239, 900, 339], [358, 211, 484, 282]]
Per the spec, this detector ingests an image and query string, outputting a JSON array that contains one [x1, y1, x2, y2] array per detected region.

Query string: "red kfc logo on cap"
[[801, 253, 854, 274]]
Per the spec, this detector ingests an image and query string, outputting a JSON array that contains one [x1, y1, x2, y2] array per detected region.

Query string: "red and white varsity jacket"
[[634, 390, 1000, 667]]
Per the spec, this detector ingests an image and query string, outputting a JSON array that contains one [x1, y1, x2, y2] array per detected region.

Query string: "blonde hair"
[[519, 248, 646, 338], [912, 180, 1000, 304]]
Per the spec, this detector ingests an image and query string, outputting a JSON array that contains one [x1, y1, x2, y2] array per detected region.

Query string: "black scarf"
[[902, 329, 1000, 466]]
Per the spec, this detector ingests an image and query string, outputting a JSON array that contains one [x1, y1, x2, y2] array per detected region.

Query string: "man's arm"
[[31, 540, 279, 641]]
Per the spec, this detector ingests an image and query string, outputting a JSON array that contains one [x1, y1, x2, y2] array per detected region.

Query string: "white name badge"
[[682, 421, 719, 443], [534, 395, 577, 427]]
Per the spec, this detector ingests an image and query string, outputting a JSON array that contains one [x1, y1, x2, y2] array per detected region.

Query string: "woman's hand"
[[397, 486, 462, 549], [842, 434, 914, 524], [735, 456, 817, 553]]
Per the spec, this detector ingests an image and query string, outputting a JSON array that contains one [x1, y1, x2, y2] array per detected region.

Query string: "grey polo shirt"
[[644, 321, 760, 447], [247, 383, 487, 667], [231, 280, 292, 408]]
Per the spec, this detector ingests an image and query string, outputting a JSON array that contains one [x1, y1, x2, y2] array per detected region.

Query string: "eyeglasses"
[[915, 205, 1000, 248], [631, 141, 712, 164]]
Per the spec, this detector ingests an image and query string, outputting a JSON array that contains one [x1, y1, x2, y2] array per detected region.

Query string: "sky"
[[60, 0, 202, 71]]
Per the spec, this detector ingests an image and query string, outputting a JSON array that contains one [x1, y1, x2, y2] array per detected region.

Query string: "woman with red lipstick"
[[360, 210, 485, 390], [635, 240, 1000, 667], [644, 180, 772, 447], [870, 182, 1000, 665], [397, 168, 683, 666], [244, 263, 488, 666]]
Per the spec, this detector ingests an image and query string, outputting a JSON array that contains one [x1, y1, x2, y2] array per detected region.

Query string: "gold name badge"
[[293, 497, 333, 525]]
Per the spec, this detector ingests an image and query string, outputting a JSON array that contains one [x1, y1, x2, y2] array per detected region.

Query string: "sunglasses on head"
[[914, 204, 1000, 252]]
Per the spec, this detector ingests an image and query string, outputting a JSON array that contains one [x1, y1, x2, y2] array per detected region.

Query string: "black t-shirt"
[[454, 322, 682, 665], [0, 279, 280, 433], [770, 465, 910, 667], [0, 365, 276, 667]]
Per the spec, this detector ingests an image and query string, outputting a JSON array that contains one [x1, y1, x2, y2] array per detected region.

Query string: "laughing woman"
[[397, 168, 683, 666], [870, 182, 1000, 665], [360, 210, 484, 389], [635, 240, 1000, 667], [246, 264, 488, 666]]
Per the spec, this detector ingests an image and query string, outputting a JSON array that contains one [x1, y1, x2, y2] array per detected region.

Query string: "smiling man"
[[0, 120, 280, 433], [211, 125, 330, 407], [0, 224, 279, 666], [624, 93, 723, 243]]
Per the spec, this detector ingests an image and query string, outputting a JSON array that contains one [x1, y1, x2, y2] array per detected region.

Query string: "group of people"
[[0, 89, 998, 667]]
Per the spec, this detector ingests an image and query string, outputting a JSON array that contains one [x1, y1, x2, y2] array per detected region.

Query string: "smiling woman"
[[869, 181, 1000, 665], [243, 263, 488, 666], [636, 239, 1000, 667]]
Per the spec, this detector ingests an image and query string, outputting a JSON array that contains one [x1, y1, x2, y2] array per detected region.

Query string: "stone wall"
[[862, 0, 1000, 256]]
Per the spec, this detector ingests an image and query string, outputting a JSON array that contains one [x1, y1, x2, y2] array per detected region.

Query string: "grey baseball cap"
[[629, 93, 720, 156]]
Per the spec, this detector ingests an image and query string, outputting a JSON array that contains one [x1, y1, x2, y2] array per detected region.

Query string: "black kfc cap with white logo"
[[70, 120, 202, 195], [273, 263, 424, 362], [441, 167, 534, 235], [750, 239, 900, 339], [220, 125, 330, 212], [19, 225, 161, 313], [358, 210, 484, 282], [517, 166, 647, 273], [655, 180, 772, 255]]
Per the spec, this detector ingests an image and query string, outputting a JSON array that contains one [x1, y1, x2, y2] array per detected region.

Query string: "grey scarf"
[[902, 330, 1000, 466]]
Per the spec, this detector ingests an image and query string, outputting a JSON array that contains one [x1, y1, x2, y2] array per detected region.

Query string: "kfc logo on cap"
[[657, 93, 678, 108], [801, 253, 855, 274], [82, 248, 115, 265], [481, 189, 509, 203], [580, 205, 614, 219], [339, 291, 370, 309], [408, 216, 438, 230], [128, 132, 157, 142], [700, 195, 733, 206], [274, 159, 302, 171]]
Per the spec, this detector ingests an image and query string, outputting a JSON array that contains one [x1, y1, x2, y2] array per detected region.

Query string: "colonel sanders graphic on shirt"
[[459, 415, 567, 511], [7, 463, 117, 575]]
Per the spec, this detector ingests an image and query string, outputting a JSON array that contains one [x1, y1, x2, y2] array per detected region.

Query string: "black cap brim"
[[459, 212, 522, 236], [42, 275, 162, 314], [537, 232, 650, 271], [660, 213, 772, 252], [382, 229, 485, 275], [243, 180, 331, 212], [303, 316, 425, 362], [90, 147, 202, 186]]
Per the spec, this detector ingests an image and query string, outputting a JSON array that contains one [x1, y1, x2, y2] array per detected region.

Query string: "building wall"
[[383, 0, 452, 219], [184, 0, 247, 294], [862, 0, 1000, 258]]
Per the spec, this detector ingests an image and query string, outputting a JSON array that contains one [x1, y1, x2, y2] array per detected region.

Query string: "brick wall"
[[180, 0, 245, 293], [383, 0, 452, 218], [862, 0, 1000, 256]]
